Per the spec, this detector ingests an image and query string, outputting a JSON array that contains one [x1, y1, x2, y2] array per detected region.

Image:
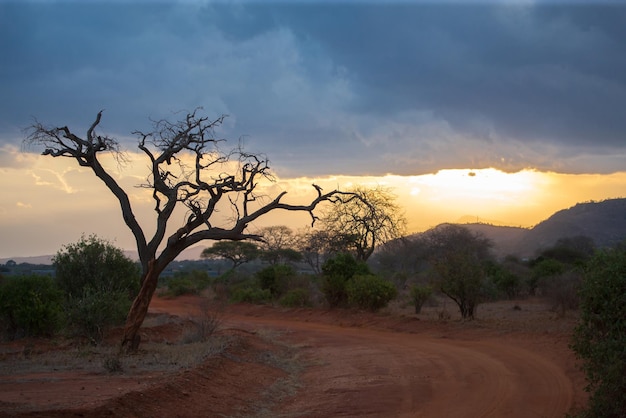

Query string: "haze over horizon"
[[1, 1, 626, 258]]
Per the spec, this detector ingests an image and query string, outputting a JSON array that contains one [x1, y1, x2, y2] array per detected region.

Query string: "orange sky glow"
[[1, 147, 625, 258]]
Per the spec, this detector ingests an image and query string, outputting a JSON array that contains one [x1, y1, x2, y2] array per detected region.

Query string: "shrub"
[[0, 274, 64, 339], [279, 288, 312, 308], [321, 253, 370, 308], [229, 277, 272, 304], [257, 264, 295, 298], [570, 248, 626, 418], [165, 270, 212, 296], [66, 288, 131, 343], [346, 274, 397, 312], [54, 234, 140, 297], [53, 235, 140, 343], [165, 276, 197, 296], [409, 284, 433, 314], [485, 261, 521, 300]]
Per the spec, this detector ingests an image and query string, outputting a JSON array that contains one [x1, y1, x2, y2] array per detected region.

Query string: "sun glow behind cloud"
[[2, 147, 626, 258]]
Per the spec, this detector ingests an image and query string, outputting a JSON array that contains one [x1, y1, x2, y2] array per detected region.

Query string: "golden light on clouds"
[[2, 147, 626, 258]]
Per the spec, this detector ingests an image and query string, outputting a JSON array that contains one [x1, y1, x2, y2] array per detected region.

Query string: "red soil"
[[0, 295, 587, 417]]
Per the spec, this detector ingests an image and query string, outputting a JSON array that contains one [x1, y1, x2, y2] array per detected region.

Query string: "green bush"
[[165, 276, 196, 296], [570, 248, 626, 418], [66, 288, 131, 343], [53, 235, 140, 342], [279, 288, 312, 308], [54, 234, 140, 297], [484, 261, 521, 300], [0, 274, 64, 339], [230, 286, 272, 304], [409, 284, 433, 314], [229, 276, 271, 304], [321, 253, 370, 308], [165, 270, 212, 296], [257, 264, 295, 298], [346, 274, 397, 312]]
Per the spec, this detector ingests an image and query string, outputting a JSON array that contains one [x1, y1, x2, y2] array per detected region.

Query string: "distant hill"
[[459, 198, 626, 258], [455, 223, 528, 258], [4, 199, 626, 265]]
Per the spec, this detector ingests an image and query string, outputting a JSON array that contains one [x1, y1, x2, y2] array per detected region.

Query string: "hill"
[[460, 198, 626, 258]]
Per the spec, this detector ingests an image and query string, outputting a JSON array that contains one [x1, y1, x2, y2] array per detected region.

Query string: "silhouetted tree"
[[320, 185, 406, 261], [257, 225, 302, 265], [201, 241, 259, 270], [25, 109, 357, 350]]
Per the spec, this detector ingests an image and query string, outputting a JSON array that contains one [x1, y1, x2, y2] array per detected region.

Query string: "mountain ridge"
[[459, 198, 626, 258]]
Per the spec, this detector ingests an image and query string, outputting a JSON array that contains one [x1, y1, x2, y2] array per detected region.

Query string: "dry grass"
[[0, 324, 234, 378]]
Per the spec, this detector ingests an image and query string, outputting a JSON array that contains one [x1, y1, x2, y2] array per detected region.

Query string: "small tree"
[[409, 284, 433, 314], [26, 110, 357, 350], [424, 225, 492, 319], [201, 241, 259, 270], [570, 247, 626, 418]]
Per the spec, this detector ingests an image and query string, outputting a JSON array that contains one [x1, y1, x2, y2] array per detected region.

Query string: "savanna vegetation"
[[3, 215, 624, 418], [9, 110, 623, 415]]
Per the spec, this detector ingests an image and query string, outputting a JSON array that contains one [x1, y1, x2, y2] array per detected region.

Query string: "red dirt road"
[[0, 295, 586, 417], [150, 296, 584, 418]]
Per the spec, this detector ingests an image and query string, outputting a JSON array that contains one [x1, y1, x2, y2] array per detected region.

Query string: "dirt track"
[[150, 296, 583, 418], [0, 295, 585, 417]]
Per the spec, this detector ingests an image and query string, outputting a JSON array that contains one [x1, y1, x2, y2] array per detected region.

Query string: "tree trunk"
[[120, 260, 160, 352]]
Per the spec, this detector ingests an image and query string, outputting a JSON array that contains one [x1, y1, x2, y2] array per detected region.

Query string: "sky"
[[1, 0, 626, 258]]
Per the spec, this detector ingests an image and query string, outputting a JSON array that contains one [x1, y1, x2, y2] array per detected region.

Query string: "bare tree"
[[320, 185, 406, 261], [257, 225, 302, 265], [296, 227, 357, 274], [25, 110, 355, 350]]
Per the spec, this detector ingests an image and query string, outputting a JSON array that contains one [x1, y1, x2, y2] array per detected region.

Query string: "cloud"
[[1, 2, 625, 177]]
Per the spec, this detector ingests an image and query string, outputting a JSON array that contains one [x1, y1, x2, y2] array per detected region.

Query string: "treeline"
[[1, 226, 624, 417]]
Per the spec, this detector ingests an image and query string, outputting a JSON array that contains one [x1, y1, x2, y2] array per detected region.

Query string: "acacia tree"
[[320, 185, 406, 261], [25, 110, 355, 350], [257, 225, 302, 265], [201, 241, 259, 270], [424, 224, 493, 319]]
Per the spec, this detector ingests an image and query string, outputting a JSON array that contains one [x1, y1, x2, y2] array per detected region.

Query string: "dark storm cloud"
[[264, 2, 626, 146], [1, 1, 625, 176]]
